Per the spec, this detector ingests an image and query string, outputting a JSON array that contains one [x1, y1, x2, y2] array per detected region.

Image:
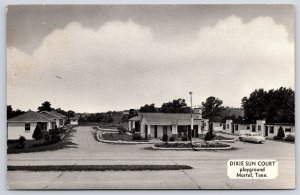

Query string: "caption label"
[[227, 159, 278, 179]]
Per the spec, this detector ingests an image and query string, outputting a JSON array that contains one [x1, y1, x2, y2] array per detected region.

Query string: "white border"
[[0, 0, 298, 194]]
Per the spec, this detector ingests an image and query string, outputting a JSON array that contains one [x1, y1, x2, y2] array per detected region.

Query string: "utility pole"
[[189, 91, 193, 144]]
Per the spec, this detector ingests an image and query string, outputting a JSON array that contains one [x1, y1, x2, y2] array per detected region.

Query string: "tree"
[[32, 125, 43, 140], [201, 96, 223, 131], [160, 98, 191, 113], [242, 87, 294, 123], [7, 105, 25, 119], [277, 126, 285, 139], [139, 103, 158, 113], [38, 101, 52, 112]]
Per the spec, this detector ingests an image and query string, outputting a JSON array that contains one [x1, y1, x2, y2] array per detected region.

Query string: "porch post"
[[148, 125, 151, 139]]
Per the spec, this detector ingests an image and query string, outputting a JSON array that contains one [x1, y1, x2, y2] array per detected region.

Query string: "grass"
[[101, 133, 133, 141], [213, 135, 235, 140], [99, 132, 149, 142], [7, 128, 78, 154], [155, 142, 230, 148], [7, 165, 193, 172]]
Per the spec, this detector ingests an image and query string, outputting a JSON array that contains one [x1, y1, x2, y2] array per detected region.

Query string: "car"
[[239, 132, 265, 144]]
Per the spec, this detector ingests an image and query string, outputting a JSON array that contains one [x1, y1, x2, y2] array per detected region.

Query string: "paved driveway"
[[7, 126, 295, 189]]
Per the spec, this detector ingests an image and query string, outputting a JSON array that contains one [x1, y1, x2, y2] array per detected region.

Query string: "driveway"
[[7, 126, 295, 189]]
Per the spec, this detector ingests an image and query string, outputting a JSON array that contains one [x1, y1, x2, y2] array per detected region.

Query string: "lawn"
[[155, 142, 230, 148], [8, 165, 193, 171]]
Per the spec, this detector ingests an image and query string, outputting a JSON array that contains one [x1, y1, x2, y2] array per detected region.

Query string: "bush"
[[273, 136, 283, 140], [204, 130, 216, 141], [169, 136, 175, 142], [132, 133, 142, 141], [284, 134, 295, 142], [32, 125, 43, 140], [17, 136, 26, 149], [181, 136, 188, 141], [118, 126, 127, 135], [162, 132, 168, 142], [49, 128, 60, 136], [50, 134, 61, 143], [43, 131, 51, 142], [277, 126, 285, 139]]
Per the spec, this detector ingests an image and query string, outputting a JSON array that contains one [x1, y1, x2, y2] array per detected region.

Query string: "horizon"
[[7, 5, 294, 113]]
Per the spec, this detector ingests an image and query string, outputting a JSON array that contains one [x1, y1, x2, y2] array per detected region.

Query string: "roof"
[[70, 116, 79, 120], [265, 123, 295, 126], [49, 110, 67, 118], [7, 111, 55, 123], [139, 113, 203, 126], [40, 111, 60, 119], [128, 115, 142, 121]]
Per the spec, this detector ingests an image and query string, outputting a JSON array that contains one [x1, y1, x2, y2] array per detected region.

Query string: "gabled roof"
[[128, 115, 142, 121], [40, 111, 60, 119], [138, 113, 203, 126], [7, 111, 54, 123], [49, 110, 67, 118]]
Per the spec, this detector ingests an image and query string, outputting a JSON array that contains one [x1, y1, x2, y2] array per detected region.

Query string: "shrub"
[[169, 136, 175, 142], [118, 126, 127, 135], [32, 125, 43, 140], [204, 130, 216, 141], [43, 131, 51, 142], [162, 132, 168, 142], [181, 136, 188, 141], [17, 136, 26, 149], [277, 126, 285, 139], [284, 134, 295, 142], [49, 128, 60, 136], [132, 133, 142, 140], [273, 136, 283, 140], [50, 134, 61, 143]]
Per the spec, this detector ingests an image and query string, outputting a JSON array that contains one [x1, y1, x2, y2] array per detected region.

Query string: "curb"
[[96, 134, 152, 145], [152, 146, 232, 151]]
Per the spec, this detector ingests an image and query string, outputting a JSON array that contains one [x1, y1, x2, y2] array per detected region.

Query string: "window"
[[25, 123, 30, 131], [223, 124, 226, 130], [247, 125, 250, 130], [270, 126, 274, 134], [285, 128, 292, 133], [235, 125, 239, 131], [258, 125, 261, 131]]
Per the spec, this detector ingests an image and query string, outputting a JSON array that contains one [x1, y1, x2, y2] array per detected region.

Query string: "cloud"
[[7, 16, 294, 112]]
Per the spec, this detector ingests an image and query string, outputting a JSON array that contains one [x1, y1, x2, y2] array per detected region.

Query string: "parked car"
[[239, 132, 265, 144]]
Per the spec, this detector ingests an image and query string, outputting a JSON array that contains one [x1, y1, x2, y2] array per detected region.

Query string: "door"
[[145, 125, 148, 140], [265, 126, 268, 137], [252, 125, 256, 132], [154, 125, 158, 138], [194, 125, 198, 138], [231, 124, 234, 134]]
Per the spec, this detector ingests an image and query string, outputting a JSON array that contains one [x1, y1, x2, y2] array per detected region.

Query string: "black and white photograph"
[[6, 4, 295, 189]]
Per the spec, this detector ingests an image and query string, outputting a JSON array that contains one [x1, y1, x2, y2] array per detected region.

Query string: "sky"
[[7, 5, 294, 113]]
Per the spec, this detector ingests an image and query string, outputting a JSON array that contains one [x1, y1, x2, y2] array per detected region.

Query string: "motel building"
[[70, 116, 79, 125], [128, 108, 209, 139], [212, 119, 295, 138], [7, 111, 56, 140]]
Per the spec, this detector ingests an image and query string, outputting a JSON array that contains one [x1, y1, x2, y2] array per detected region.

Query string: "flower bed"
[[101, 133, 133, 141], [97, 132, 150, 144], [154, 141, 230, 148]]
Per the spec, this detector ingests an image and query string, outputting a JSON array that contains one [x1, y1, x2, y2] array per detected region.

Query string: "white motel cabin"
[[214, 119, 295, 138], [69, 116, 79, 125], [128, 108, 209, 139], [7, 111, 56, 140]]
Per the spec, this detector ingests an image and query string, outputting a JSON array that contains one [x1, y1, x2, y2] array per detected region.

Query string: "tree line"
[[7, 87, 294, 125]]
